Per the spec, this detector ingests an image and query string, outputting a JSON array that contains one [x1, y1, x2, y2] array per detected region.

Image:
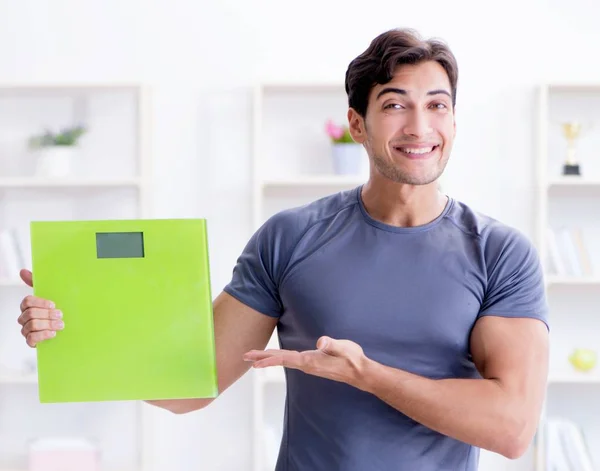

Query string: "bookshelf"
[[249, 81, 369, 471], [0, 83, 153, 471], [247, 79, 600, 471], [534, 82, 600, 470]]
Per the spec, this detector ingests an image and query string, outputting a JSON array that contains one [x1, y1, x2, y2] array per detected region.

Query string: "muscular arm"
[[359, 316, 549, 459], [147, 291, 278, 414]]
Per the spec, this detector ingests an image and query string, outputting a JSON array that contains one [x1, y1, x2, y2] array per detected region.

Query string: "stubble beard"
[[362, 125, 449, 186], [372, 153, 445, 185]]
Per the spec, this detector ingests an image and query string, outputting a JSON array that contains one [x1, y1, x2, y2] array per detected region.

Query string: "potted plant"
[[325, 119, 363, 175], [28, 125, 87, 177]]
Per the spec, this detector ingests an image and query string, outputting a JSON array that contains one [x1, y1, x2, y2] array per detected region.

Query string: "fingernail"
[[56, 321, 64, 329], [49, 301, 55, 309], [53, 310, 62, 319]]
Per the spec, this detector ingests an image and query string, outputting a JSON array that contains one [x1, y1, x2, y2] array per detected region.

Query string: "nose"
[[402, 109, 433, 138]]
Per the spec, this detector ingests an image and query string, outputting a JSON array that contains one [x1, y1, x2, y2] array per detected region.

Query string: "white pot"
[[35, 147, 76, 177], [331, 143, 363, 175]]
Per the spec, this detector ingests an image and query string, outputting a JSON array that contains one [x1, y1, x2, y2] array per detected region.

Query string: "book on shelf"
[[544, 417, 595, 471], [546, 227, 600, 278]]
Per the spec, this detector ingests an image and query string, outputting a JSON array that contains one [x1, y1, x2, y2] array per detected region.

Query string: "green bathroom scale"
[[30, 218, 218, 403]]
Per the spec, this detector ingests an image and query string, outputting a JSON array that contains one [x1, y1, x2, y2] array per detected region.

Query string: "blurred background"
[[0, 0, 599, 470]]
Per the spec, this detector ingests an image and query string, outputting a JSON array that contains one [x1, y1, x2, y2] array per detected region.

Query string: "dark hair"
[[345, 28, 458, 117]]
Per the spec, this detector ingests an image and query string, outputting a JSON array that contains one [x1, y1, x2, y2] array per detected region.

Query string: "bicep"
[[470, 315, 549, 412], [213, 290, 278, 395]]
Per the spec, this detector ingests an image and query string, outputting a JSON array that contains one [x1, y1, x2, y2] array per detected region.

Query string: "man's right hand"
[[14, 269, 278, 415], [17, 269, 64, 348]]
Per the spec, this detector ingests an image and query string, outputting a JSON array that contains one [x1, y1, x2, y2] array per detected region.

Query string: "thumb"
[[317, 336, 343, 356], [20, 269, 33, 288]]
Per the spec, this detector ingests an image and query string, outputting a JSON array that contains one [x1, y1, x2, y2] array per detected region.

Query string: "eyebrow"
[[376, 87, 451, 100]]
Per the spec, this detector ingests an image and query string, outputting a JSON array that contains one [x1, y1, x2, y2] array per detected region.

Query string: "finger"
[[25, 330, 57, 348], [243, 349, 282, 362], [19, 295, 55, 314], [255, 351, 303, 369], [21, 317, 64, 335], [317, 336, 344, 356], [21, 317, 64, 337], [253, 356, 286, 369], [18, 305, 62, 327], [20, 269, 33, 288]]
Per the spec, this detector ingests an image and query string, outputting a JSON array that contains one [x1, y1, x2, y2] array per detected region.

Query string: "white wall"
[[2, 0, 600, 469]]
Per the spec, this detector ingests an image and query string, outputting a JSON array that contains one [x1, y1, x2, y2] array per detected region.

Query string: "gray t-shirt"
[[224, 185, 549, 471]]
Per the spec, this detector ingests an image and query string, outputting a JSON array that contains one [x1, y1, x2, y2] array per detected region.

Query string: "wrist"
[[354, 355, 380, 393]]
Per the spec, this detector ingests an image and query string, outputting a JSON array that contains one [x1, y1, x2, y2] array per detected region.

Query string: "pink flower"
[[325, 119, 344, 140]]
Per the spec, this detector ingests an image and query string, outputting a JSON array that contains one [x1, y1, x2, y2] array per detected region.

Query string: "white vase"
[[35, 147, 76, 177], [331, 143, 363, 175]]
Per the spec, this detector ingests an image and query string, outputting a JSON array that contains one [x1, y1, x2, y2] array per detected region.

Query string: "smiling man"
[[17, 28, 549, 471], [238, 29, 549, 470]]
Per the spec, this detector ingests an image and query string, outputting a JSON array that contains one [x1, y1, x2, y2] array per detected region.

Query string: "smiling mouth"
[[393, 145, 440, 158]]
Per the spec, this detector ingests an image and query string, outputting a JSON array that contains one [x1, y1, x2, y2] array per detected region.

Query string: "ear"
[[452, 106, 457, 138], [347, 108, 367, 144]]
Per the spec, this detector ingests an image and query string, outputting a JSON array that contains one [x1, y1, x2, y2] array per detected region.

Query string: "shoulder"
[[257, 186, 359, 246], [450, 201, 550, 325], [445, 199, 537, 260]]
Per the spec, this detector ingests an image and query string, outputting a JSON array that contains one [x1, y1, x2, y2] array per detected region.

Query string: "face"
[[348, 60, 456, 186]]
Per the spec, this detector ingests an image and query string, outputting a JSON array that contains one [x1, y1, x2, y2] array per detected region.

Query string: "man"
[[17, 28, 549, 470]]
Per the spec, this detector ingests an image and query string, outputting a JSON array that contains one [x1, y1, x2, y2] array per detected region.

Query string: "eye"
[[430, 102, 448, 110], [383, 103, 403, 110]]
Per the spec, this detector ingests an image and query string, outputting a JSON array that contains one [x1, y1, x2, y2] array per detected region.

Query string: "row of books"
[[0, 228, 29, 280], [546, 227, 600, 277], [544, 417, 595, 471]]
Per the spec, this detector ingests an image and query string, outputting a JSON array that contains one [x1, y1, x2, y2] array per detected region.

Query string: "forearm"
[[144, 398, 213, 414], [359, 359, 530, 458]]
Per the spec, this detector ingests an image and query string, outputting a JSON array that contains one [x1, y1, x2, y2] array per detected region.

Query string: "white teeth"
[[398, 146, 434, 154]]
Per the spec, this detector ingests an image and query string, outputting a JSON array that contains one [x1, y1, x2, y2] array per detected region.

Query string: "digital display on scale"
[[96, 232, 145, 259]]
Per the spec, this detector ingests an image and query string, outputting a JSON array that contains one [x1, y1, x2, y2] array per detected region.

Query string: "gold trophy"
[[562, 121, 582, 176]]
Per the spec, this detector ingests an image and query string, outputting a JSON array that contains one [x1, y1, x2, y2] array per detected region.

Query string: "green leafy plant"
[[29, 125, 87, 149]]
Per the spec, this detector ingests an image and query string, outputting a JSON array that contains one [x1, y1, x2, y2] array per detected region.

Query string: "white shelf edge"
[[547, 177, 600, 187], [548, 373, 600, 384], [0, 373, 37, 384], [261, 175, 367, 187], [0, 82, 144, 90], [255, 81, 345, 93], [545, 276, 600, 286], [0, 279, 26, 288], [0, 177, 143, 188], [543, 82, 600, 93]]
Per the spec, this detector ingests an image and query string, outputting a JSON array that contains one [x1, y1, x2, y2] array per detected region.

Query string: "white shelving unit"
[[534, 83, 600, 470], [0, 83, 153, 471], [0, 177, 144, 188], [250, 82, 369, 471]]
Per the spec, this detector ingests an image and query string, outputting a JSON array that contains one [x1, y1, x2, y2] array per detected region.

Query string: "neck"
[[360, 177, 448, 228]]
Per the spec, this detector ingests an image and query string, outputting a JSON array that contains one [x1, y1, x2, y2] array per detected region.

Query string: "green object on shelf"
[[569, 348, 597, 372], [30, 218, 218, 403]]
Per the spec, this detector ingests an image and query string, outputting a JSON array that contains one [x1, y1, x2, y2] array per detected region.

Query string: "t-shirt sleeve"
[[478, 225, 549, 330], [223, 211, 299, 318]]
